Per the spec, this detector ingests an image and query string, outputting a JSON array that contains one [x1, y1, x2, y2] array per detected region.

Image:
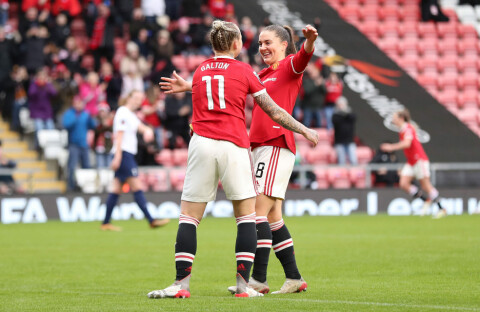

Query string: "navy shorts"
[[115, 151, 138, 183]]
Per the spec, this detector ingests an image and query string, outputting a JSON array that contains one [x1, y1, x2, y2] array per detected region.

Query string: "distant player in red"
[[149, 20, 318, 299], [381, 109, 446, 218]]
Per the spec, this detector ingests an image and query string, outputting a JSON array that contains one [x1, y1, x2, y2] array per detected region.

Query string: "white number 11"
[[202, 75, 225, 110]]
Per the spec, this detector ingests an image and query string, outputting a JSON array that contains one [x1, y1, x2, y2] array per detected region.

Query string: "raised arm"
[[159, 71, 192, 94], [254, 92, 318, 146]]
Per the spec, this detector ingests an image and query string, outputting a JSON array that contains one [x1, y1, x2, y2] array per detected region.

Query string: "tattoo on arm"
[[254, 93, 306, 135]]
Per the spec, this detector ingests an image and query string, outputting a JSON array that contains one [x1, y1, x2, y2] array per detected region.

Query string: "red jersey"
[[249, 44, 314, 154], [400, 123, 429, 165], [191, 56, 266, 148], [325, 80, 343, 105]]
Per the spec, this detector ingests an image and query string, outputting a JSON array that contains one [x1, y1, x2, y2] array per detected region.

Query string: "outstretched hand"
[[159, 71, 191, 94], [305, 128, 319, 147], [302, 24, 318, 42]]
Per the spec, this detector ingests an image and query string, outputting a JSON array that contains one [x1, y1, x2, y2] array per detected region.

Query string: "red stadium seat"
[[378, 38, 399, 55], [416, 74, 437, 92], [436, 55, 458, 75], [169, 168, 186, 191], [416, 22, 437, 39], [457, 91, 479, 109], [172, 148, 189, 166], [314, 128, 332, 144], [442, 8, 458, 22], [338, 5, 361, 23], [358, 21, 379, 40], [397, 56, 418, 74], [356, 146, 374, 164], [187, 55, 208, 72], [417, 38, 438, 57], [457, 56, 479, 74], [457, 107, 479, 127], [397, 38, 418, 57], [359, 5, 379, 22], [398, 22, 418, 40], [436, 73, 458, 92], [327, 167, 351, 189], [379, 6, 400, 22], [305, 144, 334, 165], [148, 169, 169, 191], [171, 55, 188, 72], [378, 22, 399, 39], [349, 167, 367, 188], [457, 40, 480, 57], [313, 168, 329, 189], [457, 73, 479, 92], [437, 38, 458, 57], [416, 56, 438, 75], [400, 5, 420, 22], [456, 24, 478, 40], [156, 149, 174, 166], [436, 22, 458, 40], [436, 90, 458, 109]]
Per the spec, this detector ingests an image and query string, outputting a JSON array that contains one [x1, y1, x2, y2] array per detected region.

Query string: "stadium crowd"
[[0, 0, 368, 192]]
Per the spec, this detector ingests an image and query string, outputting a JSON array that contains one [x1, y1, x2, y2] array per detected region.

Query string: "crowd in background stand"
[[0, 0, 380, 192]]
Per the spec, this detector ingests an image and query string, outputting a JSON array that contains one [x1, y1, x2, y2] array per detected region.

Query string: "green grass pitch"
[[1, 215, 479, 311]]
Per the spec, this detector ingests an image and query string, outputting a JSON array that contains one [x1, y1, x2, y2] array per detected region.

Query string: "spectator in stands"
[[0, 1, 8, 26], [62, 95, 97, 191], [141, 0, 165, 29], [172, 17, 193, 55], [152, 29, 174, 63], [99, 61, 122, 111], [129, 8, 147, 39], [24, 26, 49, 74], [301, 62, 326, 128], [120, 62, 144, 99], [28, 68, 57, 145], [0, 27, 17, 79], [51, 63, 78, 120], [191, 14, 214, 56], [164, 92, 191, 149], [142, 85, 165, 151], [165, 0, 181, 21], [209, 0, 226, 19], [21, 1, 50, 26], [49, 13, 70, 47], [332, 96, 357, 165], [19, 7, 41, 38], [93, 102, 113, 168], [421, 0, 449, 22], [324, 72, 343, 130], [51, 0, 82, 19], [79, 71, 106, 116], [120, 41, 151, 79], [0, 139, 18, 195], [114, 0, 134, 24], [88, 3, 118, 71], [134, 28, 150, 58], [3, 66, 29, 132], [58, 37, 83, 75], [370, 141, 399, 187]]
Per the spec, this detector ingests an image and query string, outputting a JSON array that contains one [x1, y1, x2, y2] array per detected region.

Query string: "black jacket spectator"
[[164, 93, 191, 149]]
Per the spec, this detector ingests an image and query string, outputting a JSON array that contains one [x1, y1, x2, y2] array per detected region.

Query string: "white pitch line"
[[13, 290, 480, 311], [201, 296, 480, 311]]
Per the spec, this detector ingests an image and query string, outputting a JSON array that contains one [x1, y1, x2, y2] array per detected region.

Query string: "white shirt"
[[141, 0, 165, 17], [112, 106, 141, 155]]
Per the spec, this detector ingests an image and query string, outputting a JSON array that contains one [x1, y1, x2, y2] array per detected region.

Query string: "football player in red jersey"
[[381, 109, 446, 218], [159, 23, 319, 295], [148, 20, 318, 299]]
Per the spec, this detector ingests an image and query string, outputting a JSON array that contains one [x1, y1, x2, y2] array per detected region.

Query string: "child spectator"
[[324, 72, 343, 130], [79, 71, 106, 116]]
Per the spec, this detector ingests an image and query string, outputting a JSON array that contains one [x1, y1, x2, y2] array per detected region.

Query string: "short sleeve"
[[245, 66, 266, 97], [403, 128, 414, 140], [114, 109, 128, 132]]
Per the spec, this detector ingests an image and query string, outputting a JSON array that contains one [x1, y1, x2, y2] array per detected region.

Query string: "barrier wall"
[[1, 188, 479, 224]]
